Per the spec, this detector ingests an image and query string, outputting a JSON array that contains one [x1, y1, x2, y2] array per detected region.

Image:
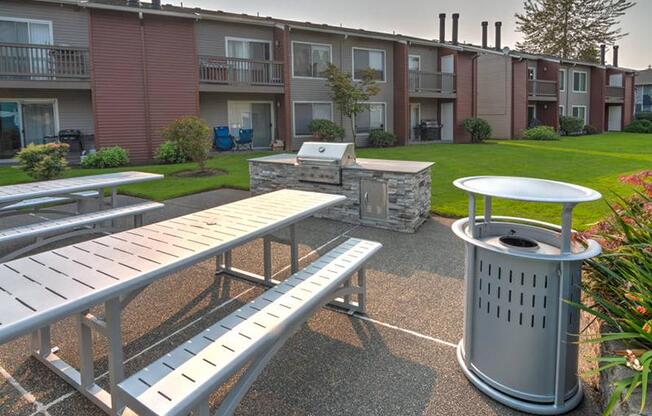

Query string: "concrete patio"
[[0, 189, 603, 415]]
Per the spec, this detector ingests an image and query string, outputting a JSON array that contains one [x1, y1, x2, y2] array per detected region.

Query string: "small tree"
[[161, 116, 212, 170], [324, 64, 381, 141], [16, 143, 69, 180], [462, 118, 492, 143]]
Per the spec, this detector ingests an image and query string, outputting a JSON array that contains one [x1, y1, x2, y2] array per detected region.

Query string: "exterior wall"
[[559, 64, 591, 123], [393, 42, 409, 145], [589, 67, 606, 132], [0, 89, 93, 134], [274, 25, 291, 148], [0, 0, 89, 47], [407, 44, 438, 72], [195, 20, 275, 57], [623, 73, 635, 126], [476, 53, 512, 139], [410, 98, 438, 120], [512, 60, 529, 138], [199, 91, 279, 133], [453, 51, 474, 143], [90, 10, 198, 162]]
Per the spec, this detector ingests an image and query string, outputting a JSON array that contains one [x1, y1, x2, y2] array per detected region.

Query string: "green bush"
[[308, 119, 345, 142], [16, 143, 69, 180], [155, 140, 189, 164], [522, 125, 558, 140], [559, 116, 584, 135], [81, 146, 129, 169], [583, 125, 599, 135], [161, 116, 212, 170], [624, 119, 652, 133], [368, 130, 397, 147], [635, 112, 652, 122], [462, 117, 492, 143]]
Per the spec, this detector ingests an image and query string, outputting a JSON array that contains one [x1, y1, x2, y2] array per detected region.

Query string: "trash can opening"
[[498, 235, 539, 250]]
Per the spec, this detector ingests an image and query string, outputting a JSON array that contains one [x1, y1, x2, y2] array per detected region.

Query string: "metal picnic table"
[[0, 189, 345, 415]]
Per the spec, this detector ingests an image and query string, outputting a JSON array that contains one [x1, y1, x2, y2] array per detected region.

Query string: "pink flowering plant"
[[572, 171, 652, 414]]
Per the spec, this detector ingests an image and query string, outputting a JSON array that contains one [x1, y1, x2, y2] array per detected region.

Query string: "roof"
[[636, 67, 652, 85]]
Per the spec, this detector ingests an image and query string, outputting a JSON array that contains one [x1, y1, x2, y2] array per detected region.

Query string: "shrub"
[[308, 119, 345, 142], [583, 124, 599, 135], [560, 116, 584, 135], [81, 146, 129, 168], [161, 116, 212, 170], [462, 118, 492, 143], [16, 143, 69, 180], [522, 125, 558, 140], [574, 171, 652, 415], [624, 119, 652, 134], [155, 140, 189, 164], [368, 130, 397, 147], [635, 112, 652, 122]]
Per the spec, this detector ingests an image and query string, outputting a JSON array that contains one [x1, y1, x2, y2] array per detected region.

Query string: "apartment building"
[[0, 0, 478, 162], [635, 66, 652, 114], [474, 23, 636, 138]]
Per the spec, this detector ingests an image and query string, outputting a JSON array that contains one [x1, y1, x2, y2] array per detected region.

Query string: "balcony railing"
[[0, 43, 90, 80], [606, 85, 625, 100], [199, 56, 284, 87], [408, 70, 455, 94], [528, 79, 557, 97]]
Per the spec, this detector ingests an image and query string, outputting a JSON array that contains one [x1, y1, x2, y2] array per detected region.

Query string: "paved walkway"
[[0, 189, 602, 415]]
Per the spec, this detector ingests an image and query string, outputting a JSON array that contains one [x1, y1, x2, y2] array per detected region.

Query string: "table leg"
[[98, 188, 104, 211], [263, 236, 272, 285], [110, 188, 118, 228], [30, 326, 51, 357], [105, 298, 125, 414], [289, 224, 298, 274], [78, 311, 95, 389]]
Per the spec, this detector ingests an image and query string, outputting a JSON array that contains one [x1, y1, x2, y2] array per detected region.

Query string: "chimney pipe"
[[495, 21, 502, 51], [613, 45, 619, 67], [481, 21, 488, 48], [439, 13, 446, 43], [151, 0, 160, 9], [452, 13, 459, 45], [600, 44, 606, 66]]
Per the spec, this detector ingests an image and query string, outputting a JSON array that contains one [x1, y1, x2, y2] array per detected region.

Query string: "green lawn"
[[1, 133, 649, 229]]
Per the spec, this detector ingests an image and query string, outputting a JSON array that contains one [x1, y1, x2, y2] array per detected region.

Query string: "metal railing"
[[528, 79, 557, 97], [408, 70, 455, 94], [199, 56, 284, 86], [606, 85, 625, 100], [0, 43, 90, 80]]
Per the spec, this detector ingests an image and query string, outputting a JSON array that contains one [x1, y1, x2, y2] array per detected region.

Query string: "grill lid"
[[297, 142, 356, 166]]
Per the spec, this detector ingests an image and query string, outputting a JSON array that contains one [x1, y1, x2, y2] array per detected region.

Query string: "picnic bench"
[[0, 172, 164, 261], [0, 189, 380, 416]]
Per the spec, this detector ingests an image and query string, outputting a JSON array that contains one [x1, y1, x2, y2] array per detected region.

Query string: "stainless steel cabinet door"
[[360, 179, 388, 220]]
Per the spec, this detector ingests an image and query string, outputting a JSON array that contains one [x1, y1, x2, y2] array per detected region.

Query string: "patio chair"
[[213, 126, 234, 151], [234, 128, 254, 151]]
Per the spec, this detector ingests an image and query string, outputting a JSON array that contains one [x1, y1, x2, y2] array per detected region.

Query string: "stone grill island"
[[249, 143, 434, 233]]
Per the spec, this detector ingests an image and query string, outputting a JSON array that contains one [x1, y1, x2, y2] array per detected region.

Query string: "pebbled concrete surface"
[[0, 188, 603, 415]]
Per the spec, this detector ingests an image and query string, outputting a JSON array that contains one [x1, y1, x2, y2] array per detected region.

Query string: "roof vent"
[[481, 21, 488, 48], [495, 21, 502, 51], [613, 45, 619, 67], [452, 13, 459, 45], [600, 44, 606, 66], [439, 13, 446, 43]]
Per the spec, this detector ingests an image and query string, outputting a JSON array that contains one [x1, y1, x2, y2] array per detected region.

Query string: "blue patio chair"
[[213, 126, 234, 151], [234, 128, 254, 151]]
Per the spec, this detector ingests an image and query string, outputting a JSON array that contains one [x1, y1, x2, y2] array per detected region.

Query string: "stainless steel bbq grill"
[[296, 142, 356, 185]]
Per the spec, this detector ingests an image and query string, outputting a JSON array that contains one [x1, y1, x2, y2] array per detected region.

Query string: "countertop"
[[249, 154, 434, 174]]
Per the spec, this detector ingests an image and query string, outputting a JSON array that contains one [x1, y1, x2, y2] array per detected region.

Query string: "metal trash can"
[[451, 176, 602, 415]]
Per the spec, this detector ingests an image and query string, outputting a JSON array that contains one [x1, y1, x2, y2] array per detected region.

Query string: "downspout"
[[139, 12, 153, 160], [471, 53, 480, 117], [565, 62, 575, 121]]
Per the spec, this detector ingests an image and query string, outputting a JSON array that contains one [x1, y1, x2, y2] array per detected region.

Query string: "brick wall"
[[511, 60, 528, 138], [393, 41, 409, 145], [453, 51, 474, 143], [274, 25, 292, 150], [590, 67, 606, 132], [623, 73, 635, 127]]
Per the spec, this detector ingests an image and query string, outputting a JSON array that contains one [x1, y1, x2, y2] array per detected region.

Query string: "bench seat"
[[0, 190, 99, 212], [117, 238, 381, 416]]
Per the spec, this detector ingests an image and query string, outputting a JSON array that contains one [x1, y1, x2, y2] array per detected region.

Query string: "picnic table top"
[[0, 189, 345, 344], [0, 171, 163, 205]]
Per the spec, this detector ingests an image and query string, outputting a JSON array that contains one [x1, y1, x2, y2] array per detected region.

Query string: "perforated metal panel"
[[467, 246, 581, 403]]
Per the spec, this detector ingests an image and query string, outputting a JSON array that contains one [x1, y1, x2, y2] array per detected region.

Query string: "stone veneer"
[[249, 155, 433, 233]]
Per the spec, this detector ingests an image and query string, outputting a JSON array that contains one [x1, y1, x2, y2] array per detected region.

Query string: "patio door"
[[440, 102, 454, 142], [410, 103, 420, 140], [0, 18, 52, 78], [608, 105, 622, 131], [0, 101, 22, 158], [22, 102, 57, 146], [227, 101, 274, 148]]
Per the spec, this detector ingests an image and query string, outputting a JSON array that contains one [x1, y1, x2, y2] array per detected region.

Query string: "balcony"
[[408, 70, 456, 98], [199, 56, 285, 93], [528, 79, 557, 101], [0, 43, 90, 89], [605, 85, 625, 103]]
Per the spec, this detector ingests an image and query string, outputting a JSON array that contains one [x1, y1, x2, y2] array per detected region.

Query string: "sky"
[[175, 0, 651, 70]]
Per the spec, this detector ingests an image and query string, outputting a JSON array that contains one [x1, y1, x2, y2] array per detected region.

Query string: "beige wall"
[[476, 53, 513, 139]]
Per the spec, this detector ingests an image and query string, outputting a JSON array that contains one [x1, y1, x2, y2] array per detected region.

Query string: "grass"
[[1, 133, 650, 228]]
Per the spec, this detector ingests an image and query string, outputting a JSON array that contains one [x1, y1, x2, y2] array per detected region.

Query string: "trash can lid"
[[453, 176, 601, 203]]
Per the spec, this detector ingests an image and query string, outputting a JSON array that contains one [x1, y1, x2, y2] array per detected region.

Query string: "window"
[[527, 105, 537, 122], [528, 67, 536, 80], [292, 42, 331, 78], [0, 17, 52, 44], [572, 71, 588, 93], [353, 48, 386, 81], [559, 69, 566, 91], [226, 37, 271, 60], [408, 55, 421, 71], [559, 105, 565, 117], [572, 106, 587, 124], [355, 103, 386, 135], [293, 102, 333, 136]]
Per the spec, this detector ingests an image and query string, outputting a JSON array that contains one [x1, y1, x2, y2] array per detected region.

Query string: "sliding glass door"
[[0, 100, 58, 158], [0, 101, 22, 158], [22, 102, 56, 145], [0, 18, 52, 78], [227, 101, 274, 149]]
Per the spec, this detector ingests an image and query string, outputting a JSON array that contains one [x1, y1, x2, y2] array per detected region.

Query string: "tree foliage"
[[161, 116, 212, 170], [324, 64, 381, 141], [515, 0, 635, 62]]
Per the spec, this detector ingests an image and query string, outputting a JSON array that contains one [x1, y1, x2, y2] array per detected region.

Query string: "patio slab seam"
[[0, 365, 52, 416]]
